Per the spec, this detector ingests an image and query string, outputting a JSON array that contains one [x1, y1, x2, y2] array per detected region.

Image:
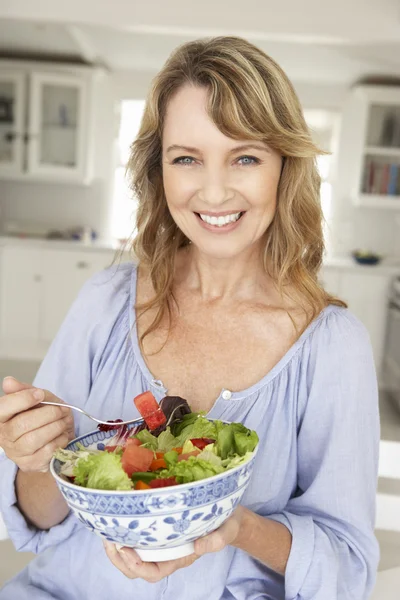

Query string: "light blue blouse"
[[0, 262, 380, 600]]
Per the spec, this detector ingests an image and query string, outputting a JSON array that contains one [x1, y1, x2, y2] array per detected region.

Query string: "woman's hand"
[[0, 376, 75, 473], [103, 506, 245, 582]]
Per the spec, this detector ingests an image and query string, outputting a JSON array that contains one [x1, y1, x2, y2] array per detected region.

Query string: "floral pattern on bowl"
[[50, 422, 257, 562]]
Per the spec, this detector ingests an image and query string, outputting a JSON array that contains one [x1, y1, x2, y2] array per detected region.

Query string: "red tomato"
[[177, 450, 200, 462], [121, 444, 154, 477], [190, 438, 215, 450], [125, 438, 142, 447], [134, 391, 166, 430], [149, 477, 178, 489]]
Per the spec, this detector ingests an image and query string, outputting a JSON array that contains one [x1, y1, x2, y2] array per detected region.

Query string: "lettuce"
[[134, 429, 158, 450], [74, 452, 132, 491], [159, 456, 224, 484], [214, 421, 259, 460]]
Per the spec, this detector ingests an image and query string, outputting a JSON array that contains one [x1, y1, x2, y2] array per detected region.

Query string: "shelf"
[[356, 194, 400, 209], [364, 146, 400, 157], [42, 125, 77, 131]]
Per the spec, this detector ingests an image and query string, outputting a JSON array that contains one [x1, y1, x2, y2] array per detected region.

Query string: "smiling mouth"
[[195, 211, 245, 227]]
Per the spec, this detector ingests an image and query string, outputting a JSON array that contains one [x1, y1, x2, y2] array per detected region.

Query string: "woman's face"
[[162, 85, 283, 260]]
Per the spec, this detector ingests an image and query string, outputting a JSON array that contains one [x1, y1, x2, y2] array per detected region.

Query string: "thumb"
[[2, 376, 35, 395]]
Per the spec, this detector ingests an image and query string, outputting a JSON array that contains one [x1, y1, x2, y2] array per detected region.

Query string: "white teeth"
[[199, 212, 241, 226]]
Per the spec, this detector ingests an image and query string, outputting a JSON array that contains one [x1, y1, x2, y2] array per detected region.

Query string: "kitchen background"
[[0, 1, 400, 597]]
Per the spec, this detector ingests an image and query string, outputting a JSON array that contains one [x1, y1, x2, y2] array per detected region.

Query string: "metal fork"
[[39, 401, 143, 427]]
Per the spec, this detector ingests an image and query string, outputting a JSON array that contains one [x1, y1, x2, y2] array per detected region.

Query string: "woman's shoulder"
[[79, 260, 137, 300], [303, 303, 373, 363]]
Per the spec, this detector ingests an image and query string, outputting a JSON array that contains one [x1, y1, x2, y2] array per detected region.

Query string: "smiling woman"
[[0, 36, 379, 600]]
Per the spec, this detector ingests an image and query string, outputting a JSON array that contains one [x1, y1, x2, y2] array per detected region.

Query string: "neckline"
[[128, 263, 336, 404]]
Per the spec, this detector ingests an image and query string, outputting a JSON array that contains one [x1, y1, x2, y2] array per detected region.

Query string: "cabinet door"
[[319, 267, 341, 296], [27, 72, 90, 182], [339, 272, 391, 374], [0, 71, 25, 177], [0, 246, 44, 342], [41, 250, 114, 343]]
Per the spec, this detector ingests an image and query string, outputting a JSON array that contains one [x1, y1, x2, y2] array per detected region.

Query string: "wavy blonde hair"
[[127, 36, 346, 347]]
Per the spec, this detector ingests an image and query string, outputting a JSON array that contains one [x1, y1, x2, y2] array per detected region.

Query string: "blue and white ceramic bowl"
[[50, 421, 258, 562]]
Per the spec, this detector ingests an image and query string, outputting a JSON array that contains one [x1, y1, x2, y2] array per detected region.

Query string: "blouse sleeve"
[[0, 263, 133, 554], [268, 309, 380, 600]]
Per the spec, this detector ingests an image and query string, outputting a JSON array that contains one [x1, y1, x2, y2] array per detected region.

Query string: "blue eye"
[[173, 156, 195, 165], [237, 155, 259, 166]]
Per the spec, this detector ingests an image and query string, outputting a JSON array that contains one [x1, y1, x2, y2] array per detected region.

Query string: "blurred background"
[[0, 1, 400, 597]]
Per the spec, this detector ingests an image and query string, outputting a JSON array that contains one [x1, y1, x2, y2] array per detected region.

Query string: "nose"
[[197, 167, 234, 206]]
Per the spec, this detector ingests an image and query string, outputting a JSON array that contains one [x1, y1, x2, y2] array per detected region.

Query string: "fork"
[[39, 401, 143, 427]]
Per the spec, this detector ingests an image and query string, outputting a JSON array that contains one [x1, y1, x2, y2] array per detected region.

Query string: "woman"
[[0, 36, 379, 599]]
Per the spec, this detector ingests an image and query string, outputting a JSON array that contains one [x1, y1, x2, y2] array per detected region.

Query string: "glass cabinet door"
[[27, 72, 89, 180], [0, 72, 25, 175]]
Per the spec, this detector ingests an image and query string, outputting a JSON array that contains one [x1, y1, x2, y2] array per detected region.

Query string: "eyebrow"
[[165, 143, 271, 154]]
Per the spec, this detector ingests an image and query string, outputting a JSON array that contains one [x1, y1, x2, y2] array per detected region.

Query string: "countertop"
[[323, 255, 400, 276], [0, 236, 399, 274], [0, 235, 128, 254]]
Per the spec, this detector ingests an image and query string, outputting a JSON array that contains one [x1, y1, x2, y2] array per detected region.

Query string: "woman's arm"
[[15, 470, 70, 530], [231, 311, 380, 599], [232, 509, 291, 575]]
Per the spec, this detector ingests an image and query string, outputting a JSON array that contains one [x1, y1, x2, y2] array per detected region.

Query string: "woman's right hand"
[[0, 376, 75, 473]]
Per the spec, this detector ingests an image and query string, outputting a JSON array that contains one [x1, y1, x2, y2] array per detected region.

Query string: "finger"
[[5, 404, 71, 444], [2, 376, 33, 395], [17, 431, 70, 472], [194, 520, 234, 555], [103, 541, 139, 580], [117, 547, 198, 582], [12, 415, 73, 456], [0, 388, 44, 424], [0, 388, 68, 425]]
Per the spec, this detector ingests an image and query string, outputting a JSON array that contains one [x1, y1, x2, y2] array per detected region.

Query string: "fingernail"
[[33, 389, 44, 401], [3, 376, 16, 382]]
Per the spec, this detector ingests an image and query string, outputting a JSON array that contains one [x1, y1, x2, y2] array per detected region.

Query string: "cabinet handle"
[[76, 261, 89, 269]]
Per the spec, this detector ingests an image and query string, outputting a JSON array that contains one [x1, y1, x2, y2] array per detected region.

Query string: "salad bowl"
[[50, 421, 258, 562]]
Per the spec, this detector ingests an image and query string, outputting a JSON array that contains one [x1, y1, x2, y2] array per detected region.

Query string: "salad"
[[54, 392, 259, 492]]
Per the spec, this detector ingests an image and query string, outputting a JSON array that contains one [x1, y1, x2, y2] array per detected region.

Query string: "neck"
[[177, 244, 271, 303]]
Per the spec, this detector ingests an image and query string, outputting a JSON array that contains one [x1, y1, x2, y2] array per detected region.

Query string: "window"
[[110, 99, 145, 241], [303, 109, 341, 255]]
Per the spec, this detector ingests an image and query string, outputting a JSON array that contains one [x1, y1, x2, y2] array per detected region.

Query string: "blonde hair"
[[127, 36, 346, 347]]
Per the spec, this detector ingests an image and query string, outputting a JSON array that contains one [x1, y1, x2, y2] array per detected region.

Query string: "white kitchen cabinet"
[[41, 250, 113, 343], [347, 85, 400, 210], [339, 271, 392, 375], [0, 60, 96, 184], [0, 246, 44, 342], [0, 245, 117, 360], [322, 266, 393, 378], [0, 71, 25, 176], [319, 266, 341, 296]]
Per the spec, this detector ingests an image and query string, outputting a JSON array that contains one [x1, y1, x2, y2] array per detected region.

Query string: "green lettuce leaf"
[[214, 421, 259, 460], [158, 456, 224, 484], [156, 429, 180, 452], [222, 451, 255, 470], [173, 415, 217, 446], [74, 452, 132, 491], [134, 429, 158, 450]]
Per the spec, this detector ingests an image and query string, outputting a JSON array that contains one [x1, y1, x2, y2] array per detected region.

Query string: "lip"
[[195, 210, 244, 217], [195, 211, 245, 233]]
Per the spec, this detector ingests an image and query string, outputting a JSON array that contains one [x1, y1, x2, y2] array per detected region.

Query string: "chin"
[[191, 237, 256, 261]]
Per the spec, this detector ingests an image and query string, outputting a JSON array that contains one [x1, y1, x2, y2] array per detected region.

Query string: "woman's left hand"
[[103, 506, 245, 582]]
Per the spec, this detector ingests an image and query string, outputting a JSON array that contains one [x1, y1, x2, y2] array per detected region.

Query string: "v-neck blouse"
[[0, 262, 380, 600]]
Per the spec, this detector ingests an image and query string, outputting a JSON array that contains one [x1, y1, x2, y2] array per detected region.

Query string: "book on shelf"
[[362, 159, 400, 196]]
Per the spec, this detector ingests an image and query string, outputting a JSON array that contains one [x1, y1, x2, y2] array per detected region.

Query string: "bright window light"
[[110, 100, 145, 241]]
